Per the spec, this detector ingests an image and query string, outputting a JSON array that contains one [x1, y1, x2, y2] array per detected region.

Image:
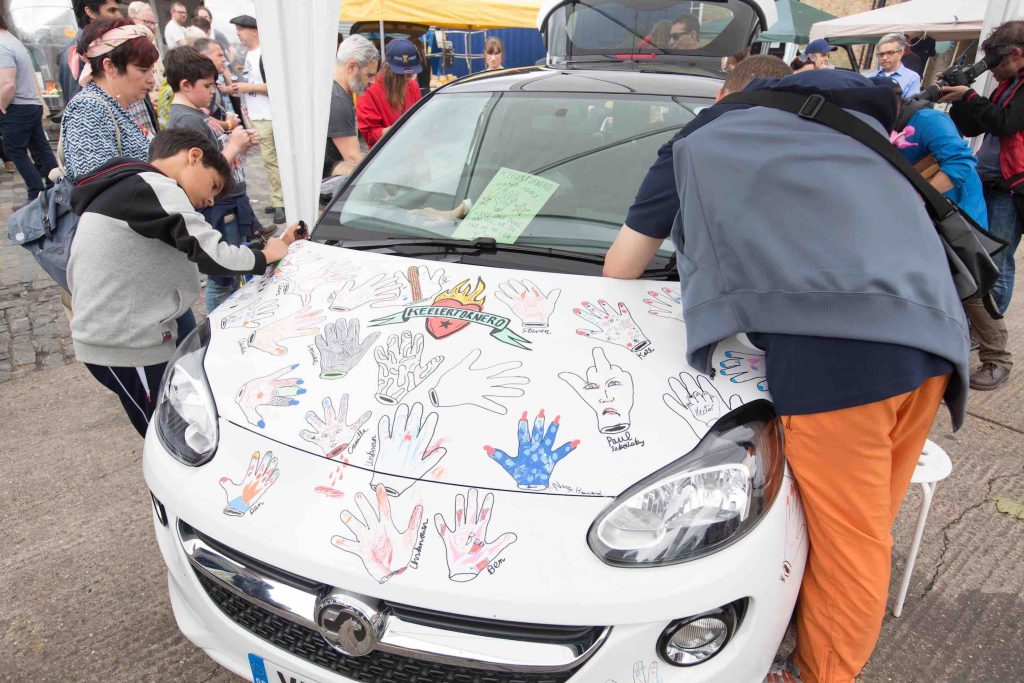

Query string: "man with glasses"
[[872, 33, 920, 99], [164, 2, 189, 49], [667, 13, 700, 50], [941, 21, 1024, 390]]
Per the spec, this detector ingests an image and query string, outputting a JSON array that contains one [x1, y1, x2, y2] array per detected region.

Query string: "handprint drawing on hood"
[[370, 402, 447, 497], [663, 371, 742, 439], [485, 410, 580, 490], [282, 261, 359, 307], [434, 488, 517, 582], [240, 307, 325, 355], [558, 347, 634, 435], [219, 450, 280, 516], [573, 300, 651, 354], [235, 364, 306, 429], [220, 300, 279, 330], [315, 318, 379, 379], [373, 331, 444, 405], [331, 483, 424, 584]]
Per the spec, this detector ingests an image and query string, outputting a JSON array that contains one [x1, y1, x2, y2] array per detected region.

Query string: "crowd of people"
[[0, 3, 1022, 682]]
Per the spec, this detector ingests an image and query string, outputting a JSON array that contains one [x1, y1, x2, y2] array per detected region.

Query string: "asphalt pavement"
[[1, 137, 1022, 683]]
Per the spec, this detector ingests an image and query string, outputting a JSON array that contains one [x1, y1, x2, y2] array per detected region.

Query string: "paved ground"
[[1, 134, 1023, 682]]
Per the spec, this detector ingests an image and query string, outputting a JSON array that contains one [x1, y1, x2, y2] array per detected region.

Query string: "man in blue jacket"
[[605, 70, 967, 683]]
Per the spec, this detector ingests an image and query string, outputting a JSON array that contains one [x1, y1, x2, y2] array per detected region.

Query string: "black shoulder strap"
[[259, 55, 266, 84], [720, 90, 956, 221]]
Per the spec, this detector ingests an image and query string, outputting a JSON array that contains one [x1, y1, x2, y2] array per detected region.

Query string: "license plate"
[[249, 653, 318, 683]]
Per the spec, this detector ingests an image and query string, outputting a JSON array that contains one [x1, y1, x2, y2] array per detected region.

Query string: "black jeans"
[[0, 103, 57, 199]]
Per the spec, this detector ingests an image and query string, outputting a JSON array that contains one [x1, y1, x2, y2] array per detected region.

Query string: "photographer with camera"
[[940, 21, 1024, 391]]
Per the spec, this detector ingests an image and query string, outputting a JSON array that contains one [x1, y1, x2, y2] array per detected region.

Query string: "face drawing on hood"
[[559, 347, 635, 435]]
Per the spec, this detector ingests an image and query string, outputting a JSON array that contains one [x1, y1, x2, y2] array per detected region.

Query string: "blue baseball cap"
[[805, 38, 837, 55], [385, 39, 422, 75]]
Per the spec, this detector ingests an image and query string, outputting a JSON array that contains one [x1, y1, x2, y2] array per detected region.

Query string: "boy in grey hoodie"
[[68, 128, 301, 436]]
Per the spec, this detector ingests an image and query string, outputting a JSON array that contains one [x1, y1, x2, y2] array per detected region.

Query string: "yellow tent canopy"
[[339, 0, 543, 30]]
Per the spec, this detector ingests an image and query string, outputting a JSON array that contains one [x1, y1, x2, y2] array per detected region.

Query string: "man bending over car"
[[68, 128, 302, 437], [604, 69, 968, 683]]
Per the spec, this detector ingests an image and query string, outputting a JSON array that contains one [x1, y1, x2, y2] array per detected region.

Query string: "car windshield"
[[318, 90, 709, 269], [545, 0, 762, 59]]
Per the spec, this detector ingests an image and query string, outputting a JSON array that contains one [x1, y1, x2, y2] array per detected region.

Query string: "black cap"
[[230, 15, 257, 29]]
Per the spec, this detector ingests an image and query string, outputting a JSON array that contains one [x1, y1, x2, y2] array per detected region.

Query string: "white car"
[[145, 2, 805, 682]]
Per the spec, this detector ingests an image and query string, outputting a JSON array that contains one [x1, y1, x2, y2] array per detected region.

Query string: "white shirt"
[[163, 20, 186, 48], [242, 47, 272, 121]]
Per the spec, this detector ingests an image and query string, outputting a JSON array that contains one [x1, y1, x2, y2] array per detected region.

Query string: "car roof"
[[439, 65, 723, 99]]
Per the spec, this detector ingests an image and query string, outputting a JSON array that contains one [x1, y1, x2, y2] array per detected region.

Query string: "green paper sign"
[[452, 167, 559, 244]]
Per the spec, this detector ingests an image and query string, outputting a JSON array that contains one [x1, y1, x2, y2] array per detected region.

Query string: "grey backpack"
[[6, 91, 122, 291]]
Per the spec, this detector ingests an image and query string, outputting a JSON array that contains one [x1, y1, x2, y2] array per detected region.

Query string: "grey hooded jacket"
[[671, 99, 969, 428]]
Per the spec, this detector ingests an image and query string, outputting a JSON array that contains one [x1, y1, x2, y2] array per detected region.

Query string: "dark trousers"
[[0, 104, 57, 199], [84, 362, 168, 437], [201, 193, 256, 312], [0, 128, 9, 162]]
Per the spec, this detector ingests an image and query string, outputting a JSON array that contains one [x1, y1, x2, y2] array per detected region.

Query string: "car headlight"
[[155, 319, 218, 466], [588, 400, 783, 566]]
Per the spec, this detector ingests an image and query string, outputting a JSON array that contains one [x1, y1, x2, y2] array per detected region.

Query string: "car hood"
[[206, 241, 770, 499]]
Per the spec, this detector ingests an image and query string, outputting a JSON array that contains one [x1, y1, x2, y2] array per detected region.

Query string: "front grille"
[[195, 571, 584, 683]]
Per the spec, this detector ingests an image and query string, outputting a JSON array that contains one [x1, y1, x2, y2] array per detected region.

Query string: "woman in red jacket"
[[356, 38, 422, 147]]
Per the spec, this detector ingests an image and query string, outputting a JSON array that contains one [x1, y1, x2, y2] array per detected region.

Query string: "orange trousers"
[[784, 374, 950, 683]]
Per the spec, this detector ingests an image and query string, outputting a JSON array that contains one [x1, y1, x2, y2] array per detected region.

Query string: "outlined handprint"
[[781, 480, 806, 583], [719, 350, 768, 391], [241, 307, 325, 355], [434, 488, 517, 582], [395, 265, 448, 306], [574, 300, 651, 353], [315, 318, 379, 379], [284, 261, 359, 306], [328, 273, 401, 311], [495, 279, 561, 329], [558, 347, 634, 435], [220, 278, 269, 312], [485, 410, 580, 490], [663, 372, 742, 438], [331, 483, 424, 584], [644, 287, 683, 322], [300, 394, 372, 458], [219, 451, 280, 516], [607, 661, 662, 683], [235, 364, 306, 428], [370, 402, 447, 496], [220, 300, 279, 329], [428, 348, 528, 415], [373, 331, 444, 405]]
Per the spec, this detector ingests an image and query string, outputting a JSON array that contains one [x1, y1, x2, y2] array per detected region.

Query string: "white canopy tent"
[[251, 0, 339, 229], [809, 0, 986, 42]]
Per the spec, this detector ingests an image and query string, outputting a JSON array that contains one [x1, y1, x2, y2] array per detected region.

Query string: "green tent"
[[760, 0, 836, 44]]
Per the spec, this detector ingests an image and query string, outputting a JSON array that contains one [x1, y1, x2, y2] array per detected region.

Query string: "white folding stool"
[[892, 439, 953, 617]]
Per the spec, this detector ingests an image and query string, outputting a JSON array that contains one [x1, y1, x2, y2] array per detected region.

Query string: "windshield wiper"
[[328, 236, 609, 266]]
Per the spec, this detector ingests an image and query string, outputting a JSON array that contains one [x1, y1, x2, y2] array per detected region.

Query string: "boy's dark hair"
[[150, 129, 234, 197], [164, 46, 219, 93], [192, 17, 212, 32], [78, 17, 159, 77], [723, 55, 791, 93]]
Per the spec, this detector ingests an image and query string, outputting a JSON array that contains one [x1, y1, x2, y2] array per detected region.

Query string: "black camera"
[[913, 52, 1005, 101]]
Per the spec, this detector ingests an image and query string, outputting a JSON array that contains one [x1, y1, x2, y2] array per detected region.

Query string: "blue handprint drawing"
[[718, 350, 768, 392], [485, 410, 580, 490]]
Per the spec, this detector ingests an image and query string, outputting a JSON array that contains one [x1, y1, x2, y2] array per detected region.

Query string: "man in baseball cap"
[[385, 38, 422, 75], [804, 38, 837, 69]]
